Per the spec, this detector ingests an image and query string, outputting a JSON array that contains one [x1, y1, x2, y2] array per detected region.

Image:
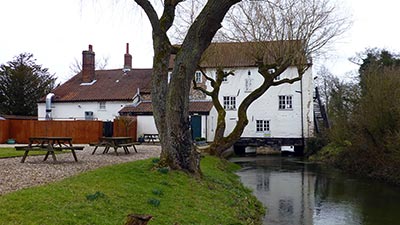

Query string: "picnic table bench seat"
[[15, 145, 45, 151], [118, 142, 140, 153], [52, 146, 85, 151], [15, 145, 85, 151]]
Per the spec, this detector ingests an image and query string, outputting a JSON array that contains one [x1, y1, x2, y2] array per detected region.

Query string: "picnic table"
[[143, 134, 159, 144], [91, 137, 138, 156], [15, 137, 85, 163]]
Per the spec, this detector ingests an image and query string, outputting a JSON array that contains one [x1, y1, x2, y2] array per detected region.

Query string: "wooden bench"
[[143, 134, 159, 144], [118, 142, 139, 153], [51, 146, 85, 151], [15, 145, 45, 151]]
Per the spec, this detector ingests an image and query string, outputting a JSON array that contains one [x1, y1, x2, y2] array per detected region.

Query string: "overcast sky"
[[1, 0, 400, 83]]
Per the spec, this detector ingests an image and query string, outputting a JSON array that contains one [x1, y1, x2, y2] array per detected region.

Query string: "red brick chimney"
[[82, 45, 95, 83], [124, 43, 132, 70]]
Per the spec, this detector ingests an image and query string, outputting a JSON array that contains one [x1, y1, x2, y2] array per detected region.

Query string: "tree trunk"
[[136, 0, 241, 175]]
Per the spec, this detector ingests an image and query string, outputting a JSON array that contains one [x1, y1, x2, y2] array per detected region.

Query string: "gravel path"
[[0, 145, 161, 195]]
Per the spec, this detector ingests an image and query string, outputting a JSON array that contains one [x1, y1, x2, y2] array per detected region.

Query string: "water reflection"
[[232, 156, 400, 225]]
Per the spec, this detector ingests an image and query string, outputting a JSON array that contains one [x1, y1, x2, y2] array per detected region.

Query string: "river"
[[231, 155, 400, 225]]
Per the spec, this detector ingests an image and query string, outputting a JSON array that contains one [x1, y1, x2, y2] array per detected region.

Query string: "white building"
[[120, 42, 314, 152]]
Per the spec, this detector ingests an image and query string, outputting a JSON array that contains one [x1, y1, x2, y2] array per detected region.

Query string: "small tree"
[[0, 53, 56, 116], [350, 48, 400, 93]]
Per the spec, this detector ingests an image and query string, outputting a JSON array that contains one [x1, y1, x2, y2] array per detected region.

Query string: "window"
[[223, 96, 236, 110], [99, 102, 106, 110], [85, 111, 94, 120], [223, 71, 229, 82], [278, 95, 293, 110], [245, 78, 253, 92], [195, 71, 202, 83], [256, 120, 270, 132]]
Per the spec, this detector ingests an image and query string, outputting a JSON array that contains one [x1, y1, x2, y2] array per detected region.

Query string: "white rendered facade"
[[204, 66, 314, 142], [37, 101, 133, 121]]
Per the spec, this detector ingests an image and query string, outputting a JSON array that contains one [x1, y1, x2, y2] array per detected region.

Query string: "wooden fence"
[[1, 120, 103, 144], [113, 116, 137, 141], [0, 120, 10, 144]]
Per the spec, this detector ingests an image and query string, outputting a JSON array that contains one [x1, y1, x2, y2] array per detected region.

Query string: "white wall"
[[136, 115, 158, 137], [37, 101, 132, 121], [205, 66, 314, 140]]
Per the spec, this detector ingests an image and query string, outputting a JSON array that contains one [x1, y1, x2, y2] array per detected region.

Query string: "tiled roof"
[[47, 69, 152, 102], [119, 101, 214, 115], [169, 41, 305, 69]]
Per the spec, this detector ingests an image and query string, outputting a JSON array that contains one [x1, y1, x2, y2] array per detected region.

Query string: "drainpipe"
[[295, 78, 305, 154], [45, 93, 55, 120], [300, 76, 305, 152]]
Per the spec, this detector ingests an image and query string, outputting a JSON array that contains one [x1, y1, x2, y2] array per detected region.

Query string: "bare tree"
[[315, 65, 337, 109], [192, 0, 350, 156]]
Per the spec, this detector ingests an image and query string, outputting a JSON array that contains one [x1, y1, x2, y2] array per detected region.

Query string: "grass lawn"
[[0, 156, 264, 225], [0, 147, 51, 158]]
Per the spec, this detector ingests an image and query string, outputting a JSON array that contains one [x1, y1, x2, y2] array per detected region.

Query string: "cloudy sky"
[[1, 0, 400, 83]]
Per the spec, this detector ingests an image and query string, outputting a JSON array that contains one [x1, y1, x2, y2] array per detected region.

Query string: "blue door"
[[190, 116, 202, 140]]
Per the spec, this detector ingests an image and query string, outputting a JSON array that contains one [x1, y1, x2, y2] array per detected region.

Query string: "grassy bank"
[[0, 156, 264, 224]]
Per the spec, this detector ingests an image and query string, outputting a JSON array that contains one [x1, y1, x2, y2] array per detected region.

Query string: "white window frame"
[[223, 96, 236, 110], [99, 101, 106, 110], [278, 95, 293, 110], [195, 71, 202, 83], [256, 120, 270, 132]]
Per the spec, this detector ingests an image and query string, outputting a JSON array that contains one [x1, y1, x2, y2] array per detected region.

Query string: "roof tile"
[[49, 69, 152, 102]]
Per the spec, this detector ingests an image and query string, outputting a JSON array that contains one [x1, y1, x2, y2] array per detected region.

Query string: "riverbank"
[[309, 143, 400, 186], [0, 156, 264, 224]]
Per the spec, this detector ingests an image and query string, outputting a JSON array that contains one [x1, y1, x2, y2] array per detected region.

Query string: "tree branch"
[[160, 0, 184, 32], [134, 0, 161, 32], [192, 79, 212, 96]]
